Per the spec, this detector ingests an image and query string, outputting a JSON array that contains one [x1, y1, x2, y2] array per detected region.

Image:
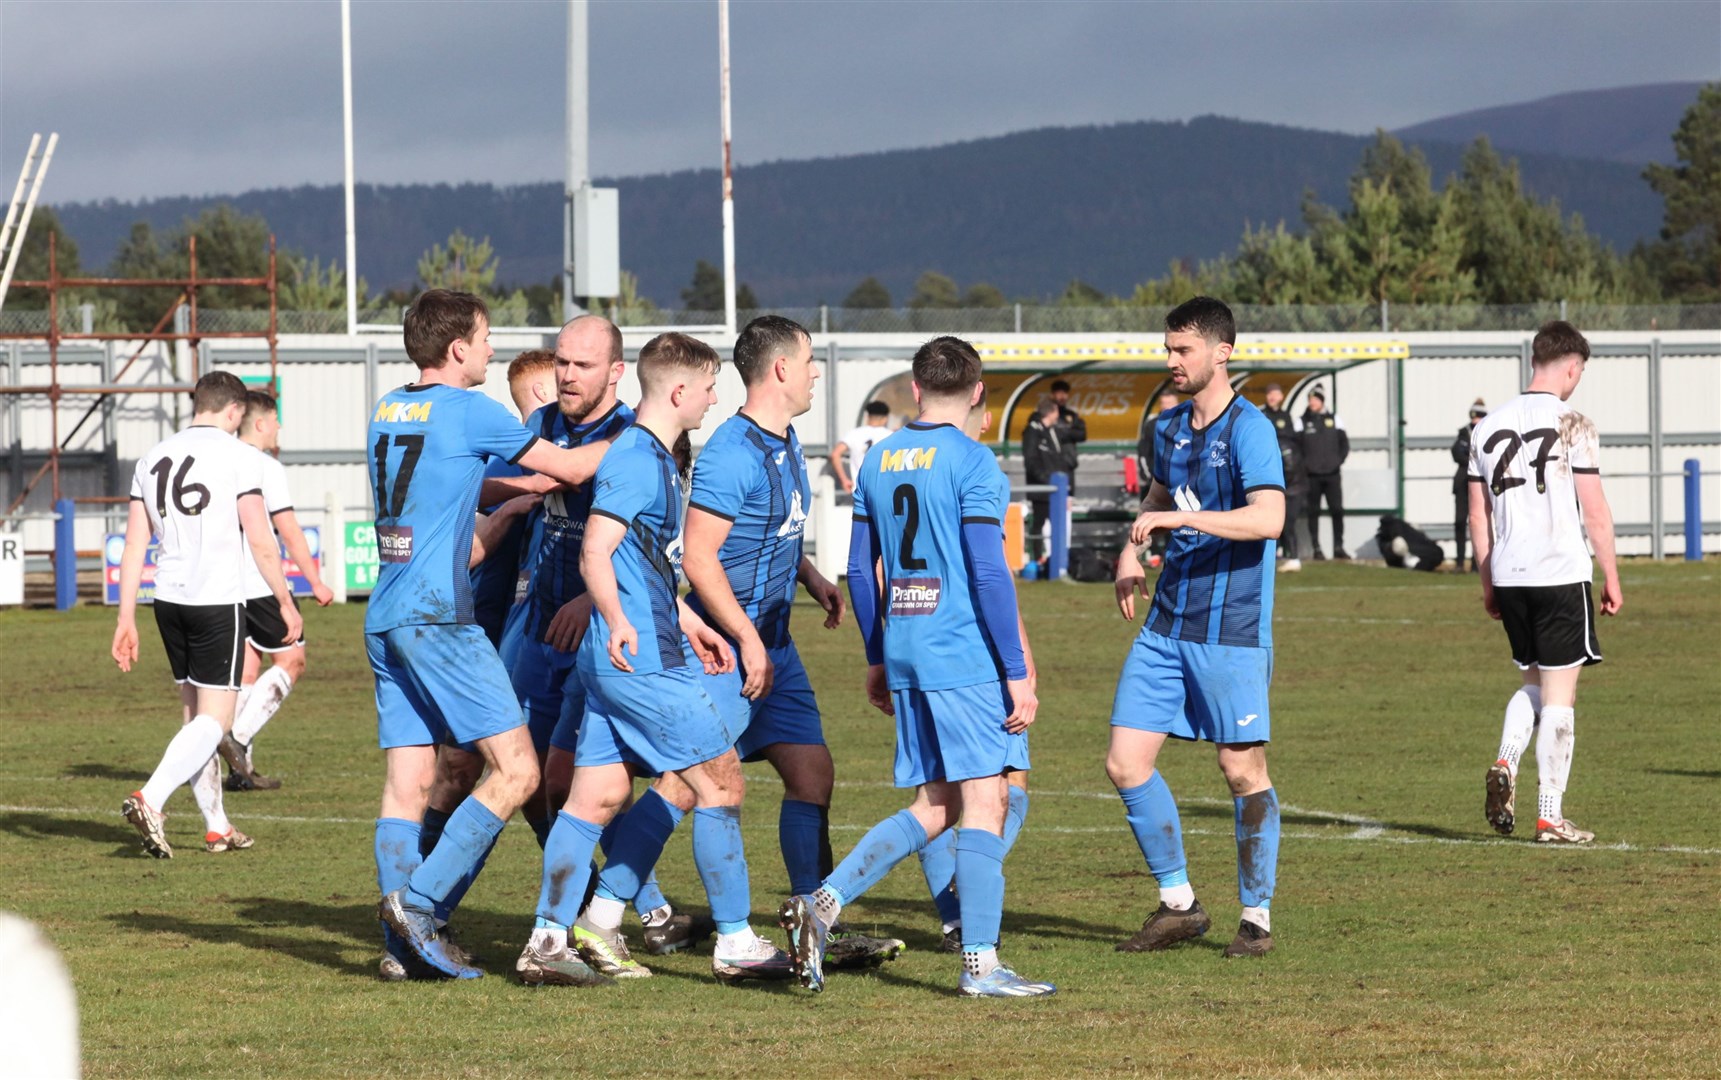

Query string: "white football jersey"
[[128, 425, 265, 605], [838, 424, 890, 478], [240, 446, 295, 600], [1467, 391, 1600, 587]]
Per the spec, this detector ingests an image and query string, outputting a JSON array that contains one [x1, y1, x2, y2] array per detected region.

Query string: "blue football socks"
[[594, 787, 684, 908], [918, 829, 961, 927], [954, 828, 1007, 953], [1234, 787, 1280, 909], [418, 807, 450, 858], [779, 799, 828, 897], [1003, 783, 1029, 851], [535, 810, 606, 929], [692, 805, 752, 935], [435, 829, 499, 924], [402, 798, 505, 915], [1119, 772, 1188, 888], [375, 817, 422, 898], [824, 808, 929, 907]]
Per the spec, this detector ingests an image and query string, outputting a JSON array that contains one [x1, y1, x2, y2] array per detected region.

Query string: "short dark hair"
[[1165, 296, 1236, 346], [1532, 320, 1589, 367], [1309, 387, 1326, 402], [242, 389, 278, 428], [732, 314, 809, 386], [638, 332, 721, 398], [1036, 396, 1059, 418], [911, 336, 982, 398], [507, 349, 555, 383], [1049, 379, 1071, 394], [863, 400, 891, 418], [191, 371, 248, 414], [404, 289, 488, 370]]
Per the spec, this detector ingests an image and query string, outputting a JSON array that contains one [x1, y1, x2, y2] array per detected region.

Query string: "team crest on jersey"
[[888, 577, 941, 616], [1207, 440, 1229, 468], [776, 489, 808, 538]]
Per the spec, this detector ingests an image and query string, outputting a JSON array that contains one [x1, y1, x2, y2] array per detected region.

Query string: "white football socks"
[[963, 948, 1000, 978], [584, 895, 627, 932], [714, 927, 768, 956], [1161, 883, 1195, 911], [190, 753, 231, 836], [1496, 684, 1542, 774], [139, 714, 224, 812], [530, 925, 568, 953], [232, 666, 293, 747], [812, 886, 843, 927], [1241, 905, 1271, 933], [1536, 705, 1576, 822]]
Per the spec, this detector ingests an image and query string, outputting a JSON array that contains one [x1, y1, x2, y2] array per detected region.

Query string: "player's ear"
[[911, 380, 924, 408], [969, 381, 985, 407]]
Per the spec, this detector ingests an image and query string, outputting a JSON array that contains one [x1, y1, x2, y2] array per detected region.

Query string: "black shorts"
[[1495, 582, 1603, 671], [245, 594, 305, 653], [153, 600, 246, 690]]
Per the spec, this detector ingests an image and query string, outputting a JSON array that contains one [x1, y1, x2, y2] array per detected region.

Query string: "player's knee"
[[652, 774, 697, 814], [1217, 750, 1269, 796], [1105, 751, 1150, 790], [278, 649, 307, 680], [777, 745, 833, 804]]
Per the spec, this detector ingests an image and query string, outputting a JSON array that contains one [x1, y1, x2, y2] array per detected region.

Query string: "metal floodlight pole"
[[0, 132, 57, 318], [341, 0, 359, 336], [565, 0, 589, 321], [718, 0, 736, 336]]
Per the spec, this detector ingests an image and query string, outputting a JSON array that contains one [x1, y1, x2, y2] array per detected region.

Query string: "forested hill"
[[51, 115, 1664, 306]]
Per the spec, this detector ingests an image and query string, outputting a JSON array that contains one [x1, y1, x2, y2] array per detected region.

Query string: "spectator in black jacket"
[[1262, 383, 1306, 571], [1300, 386, 1350, 559], [1450, 399, 1486, 572], [1022, 397, 1075, 561], [1048, 379, 1089, 459]]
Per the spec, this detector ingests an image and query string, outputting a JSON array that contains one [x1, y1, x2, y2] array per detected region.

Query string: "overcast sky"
[[2, 0, 1716, 204]]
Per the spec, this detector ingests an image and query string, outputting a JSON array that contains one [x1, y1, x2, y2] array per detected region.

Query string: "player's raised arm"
[[111, 498, 151, 671], [480, 470, 562, 504], [579, 512, 636, 671], [518, 438, 609, 489], [239, 491, 303, 645]]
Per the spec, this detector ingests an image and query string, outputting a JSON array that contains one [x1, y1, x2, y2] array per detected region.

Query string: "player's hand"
[[840, 477, 855, 495], [865, 663, 893, 716], [112, 617, 139, 673], [607, 618, 638, 673], [739, 636, 775, 700], [805, 569, 845, 629], [685, 621, 735, 675], [1115, 550, 1147, 621], [1003, 676, 1038, 734], [528, 473, 566, 495], [1129, 511, 1181, 546], [498, 492, 544, 519], [311, 581, 335, 607], [546, 594, 593, 652], [1600, 576, 1623, 616], [1481, 581, 1501, 621], [281, 599, 305, 645]]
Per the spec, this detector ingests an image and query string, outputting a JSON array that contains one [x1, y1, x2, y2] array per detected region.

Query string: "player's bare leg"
[[1217, 743, 1277, 958], [124, 684, 243, 859], [1486, 667, 1542, 835], [1532, 665, 1591, 843], [1110, 726, 1211, 951]]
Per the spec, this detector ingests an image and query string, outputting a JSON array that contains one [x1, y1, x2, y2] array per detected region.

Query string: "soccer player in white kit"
[[111, 372, 303, 857], [1467, 321, 1621, 845]]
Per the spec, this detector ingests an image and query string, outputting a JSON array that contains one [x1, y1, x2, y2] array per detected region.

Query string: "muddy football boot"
[[203, 828, 255, 853], [1222, 920, 1273, 958], [572, 920, 652, 979], [516, 937, 616, 988], [1484, 761, 1516, 836], [1535, 817, 1595, 845], [778, 895, 831, 992], [122, 792, 172, 859], [1116, 900, 1211, 952], [642, 910, 715, 956]]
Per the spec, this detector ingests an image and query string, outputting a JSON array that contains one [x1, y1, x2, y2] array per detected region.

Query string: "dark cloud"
[[1, 0, 1715, 203]]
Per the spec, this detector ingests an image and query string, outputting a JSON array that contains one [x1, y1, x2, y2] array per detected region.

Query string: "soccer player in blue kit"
[[779, 335, 1055, 999], [368, 290, 617, 980], [518, 332, 795, 987], [1108, 297, 1286, 959]]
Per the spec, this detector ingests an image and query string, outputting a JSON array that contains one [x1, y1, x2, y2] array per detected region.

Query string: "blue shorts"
[[578, 661, 739, 775], [368, 624, 525, 750], [509, 635, 581, 753], [893, 681, 1030, 788], [698, 642, 825, 762], [1109, 627, 1273, 744]]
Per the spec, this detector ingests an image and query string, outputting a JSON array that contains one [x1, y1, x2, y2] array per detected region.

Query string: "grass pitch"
[[1, 561, 1717, 1077]]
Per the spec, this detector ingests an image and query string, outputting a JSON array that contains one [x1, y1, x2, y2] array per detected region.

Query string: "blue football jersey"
[[1145, 393, 1284, 648], [365, 384, 537, 634], [685, 413, 810, 650], [578, 425, 686, 678], [469, 456, 533, 645], [521, 400, 635, 640], [853, 422, 1011, 692]]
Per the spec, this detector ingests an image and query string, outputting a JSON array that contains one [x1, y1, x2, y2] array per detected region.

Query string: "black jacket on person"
[[1300, 408, 1349, 475], [1262, 406, 1307, 495], [1054, 406, 1087, 454], [1022, 416, 1075, 484], [1377, 515, 1444, 572], [1451, 424, 1473, 497]]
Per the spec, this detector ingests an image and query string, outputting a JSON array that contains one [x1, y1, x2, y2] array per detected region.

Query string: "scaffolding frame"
[[1, 232, 279, 514]]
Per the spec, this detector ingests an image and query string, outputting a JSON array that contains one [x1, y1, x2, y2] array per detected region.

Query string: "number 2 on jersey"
[[891, 484, 929, 570], [1484, 427, 1559, 496], [373, 433, 425, 518]]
